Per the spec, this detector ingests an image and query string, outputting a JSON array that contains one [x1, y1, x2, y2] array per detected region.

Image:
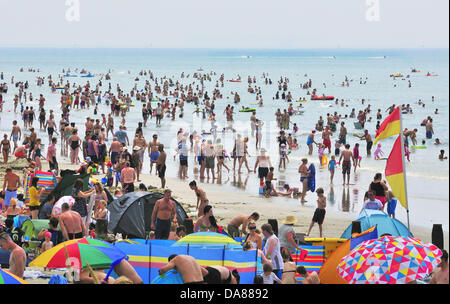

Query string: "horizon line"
[[0, 46, 449, 50]]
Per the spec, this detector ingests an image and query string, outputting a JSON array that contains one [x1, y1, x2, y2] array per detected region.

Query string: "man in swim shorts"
[[339, 144, 353, 185], [322, 126, 333, 154], [59, 203, 86, 240], [148, 134, 160, 174]]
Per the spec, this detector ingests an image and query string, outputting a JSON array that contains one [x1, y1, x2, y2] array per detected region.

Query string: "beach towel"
[[48, 274, 69, 284], [307, 164, 316, 192]]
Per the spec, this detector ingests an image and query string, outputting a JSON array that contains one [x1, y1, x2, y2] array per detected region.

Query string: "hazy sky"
[[0, 0, 448, 48]]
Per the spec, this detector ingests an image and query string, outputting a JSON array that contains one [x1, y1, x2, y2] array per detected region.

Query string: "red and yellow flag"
[[385, 135, 407, 209], [374, 107, 401, 145]]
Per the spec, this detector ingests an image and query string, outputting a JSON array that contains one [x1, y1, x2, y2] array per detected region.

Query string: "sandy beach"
[[26, 160, 448, 248]]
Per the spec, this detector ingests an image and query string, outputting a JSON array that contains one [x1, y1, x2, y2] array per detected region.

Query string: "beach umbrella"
[[337, 235, 442, 284], [29, 238, 127, 270], [0, 268, 28, 284], [172, 232, 242, 249], [52, 196, 75, 217]]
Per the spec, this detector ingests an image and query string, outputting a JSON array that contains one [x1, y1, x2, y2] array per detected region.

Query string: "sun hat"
[[282, 215, 298, 225]]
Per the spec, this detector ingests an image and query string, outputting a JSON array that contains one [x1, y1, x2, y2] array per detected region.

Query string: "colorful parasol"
[[337, 235, 442, 284], [172, 232, 242, 249], [0, 268, 28, 284], [29, 238, 127, 270]]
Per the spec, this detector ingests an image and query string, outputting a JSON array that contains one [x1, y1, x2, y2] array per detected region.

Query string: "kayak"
[[64, 74, 78, 77], [239, 108, 256, 112], [81, 74, 94, 78], [311, 95, 334, 100], [296, 99, 308, 102], [411, 146, 427, 149], [390, 74, 403, 77], [425, 74, 439, 77], [228, 79, 242, 82]]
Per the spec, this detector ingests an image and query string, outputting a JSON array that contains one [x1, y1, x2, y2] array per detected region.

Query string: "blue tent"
[[340, 209, 413, 239]]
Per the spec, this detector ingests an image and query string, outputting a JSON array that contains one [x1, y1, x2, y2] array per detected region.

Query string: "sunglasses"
[[249, 226, 257, 230]]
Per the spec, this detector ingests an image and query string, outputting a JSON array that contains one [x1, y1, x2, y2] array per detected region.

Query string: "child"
[[386, 191, 397, 218], [404, 144, 411, 162], [353, 143, 361, 172], [439, 150, 448, 160], [292, 123, 298, 136], [41, 231, 54, 252], [264, 167, 277, 197], [328, 155, 336, 183], [334, 140, 341, 156], [291, 138, 299, 150], [106, 161, 114, 187], [281, 184, 300, 197], [374, 143, 384, 160], [261, 263, 282, 284], [306, 187, 326, 237], [279, 144, 289, 169], [318, 143, 325, 165]]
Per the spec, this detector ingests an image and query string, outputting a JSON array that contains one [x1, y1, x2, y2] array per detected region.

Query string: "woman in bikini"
[[1, 134, 11, 164], [244, 221, 262, 250], [189, 180, 209, 217], [193, 205, 217, 233]]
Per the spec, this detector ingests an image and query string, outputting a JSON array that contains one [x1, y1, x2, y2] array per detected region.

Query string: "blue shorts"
[[307, 137, 313, 145], [387, 199, 397, 215], [150, 151, 160, 162], [115, 172, 121, 183], [426, 130, 432, 139]]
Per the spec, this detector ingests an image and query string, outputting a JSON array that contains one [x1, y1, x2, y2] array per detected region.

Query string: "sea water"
[[0, 48, 448, 231]]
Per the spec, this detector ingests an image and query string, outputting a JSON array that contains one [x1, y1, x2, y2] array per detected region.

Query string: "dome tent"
[[107, 192, 188, 239]]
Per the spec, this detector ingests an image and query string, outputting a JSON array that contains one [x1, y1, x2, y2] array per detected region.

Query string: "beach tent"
[[112, 240, 258, 284], [107, 192, 188, 239], [43, 172, 90, 203], [24, 170, 57, 202], [319, 226, 378, 284], [340, 209, 413, 239]]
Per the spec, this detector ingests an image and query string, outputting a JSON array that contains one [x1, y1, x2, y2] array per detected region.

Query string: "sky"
[[0, 0, 448, 48]]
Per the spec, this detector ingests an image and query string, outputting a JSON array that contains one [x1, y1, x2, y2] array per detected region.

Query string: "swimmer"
[[434, 138, 443, 145]]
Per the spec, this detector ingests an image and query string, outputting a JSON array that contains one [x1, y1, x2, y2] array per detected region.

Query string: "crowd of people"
[[0, 66, 447, 284]]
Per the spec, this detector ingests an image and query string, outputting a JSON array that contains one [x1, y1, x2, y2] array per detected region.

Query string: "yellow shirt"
[[29, 186, 40, 207]]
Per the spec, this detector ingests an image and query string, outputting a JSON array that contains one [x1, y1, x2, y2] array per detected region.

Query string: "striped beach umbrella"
[[0, 269, 28, 284], [337, 235, 442, 284], [172, 232, 242, 249], [29, 238, 127, 270]]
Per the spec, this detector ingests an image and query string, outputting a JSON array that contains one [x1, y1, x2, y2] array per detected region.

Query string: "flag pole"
[[397, 108, 411, 234]]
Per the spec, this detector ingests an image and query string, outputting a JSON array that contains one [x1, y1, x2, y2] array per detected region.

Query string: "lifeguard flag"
[[385, 135, 407, 209], [373, 107, 401, 145]]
